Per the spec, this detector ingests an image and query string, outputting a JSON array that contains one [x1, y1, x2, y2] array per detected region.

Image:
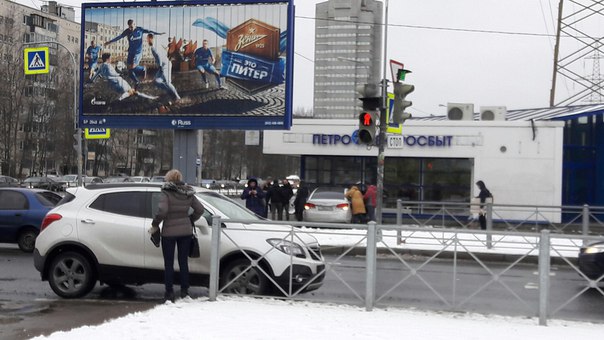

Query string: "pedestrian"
[[241, 178, 266, 217], [150, 169, 204, 302], [475, 180, 493, 230], [294, 180, 309, 222], [363, 183, 377, 222], [280, 178, 294, 221], [267, 179, 284, 220], [345, 184, 366, 224], [262, 177, 273, 218]]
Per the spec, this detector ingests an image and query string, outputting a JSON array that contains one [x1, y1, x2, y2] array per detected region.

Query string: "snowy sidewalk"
[[31, 296, 604, 340]]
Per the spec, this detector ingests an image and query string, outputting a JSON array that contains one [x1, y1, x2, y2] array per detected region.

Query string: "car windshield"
[[63, 175, 77, 181], [197, 192, 260, 220], [311, 188, 345, 200]]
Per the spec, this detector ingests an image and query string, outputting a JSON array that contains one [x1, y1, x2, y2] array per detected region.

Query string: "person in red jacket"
[[364, 183, 377, 222]]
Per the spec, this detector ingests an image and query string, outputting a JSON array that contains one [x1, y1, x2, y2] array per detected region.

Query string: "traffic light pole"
[[375, 0, 389, 225]]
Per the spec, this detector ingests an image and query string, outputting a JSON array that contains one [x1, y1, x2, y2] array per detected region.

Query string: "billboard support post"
[[173, 130, 199, 185], [24, 41, 82, 186]]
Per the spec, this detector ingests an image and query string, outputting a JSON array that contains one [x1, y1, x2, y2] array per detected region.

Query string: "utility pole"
[[375, 0, 389, 224]]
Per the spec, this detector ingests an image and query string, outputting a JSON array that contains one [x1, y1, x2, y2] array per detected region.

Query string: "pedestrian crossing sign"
[[24, 47, 49, 75]]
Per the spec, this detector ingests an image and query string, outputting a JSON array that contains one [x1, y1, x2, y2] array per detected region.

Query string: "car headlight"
[[583, 244, 604, 254], [267, 239, 305, 257]]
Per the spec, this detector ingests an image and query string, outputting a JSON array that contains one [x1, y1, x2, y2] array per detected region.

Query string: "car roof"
[[81, 183, 212, 193], [0, 187, 54, 194]]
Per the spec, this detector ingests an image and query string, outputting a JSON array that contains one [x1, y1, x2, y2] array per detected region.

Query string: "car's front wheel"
[[221, 258, 269, 295], [48, 251, 96, 298], [17, 228, 38, 252]]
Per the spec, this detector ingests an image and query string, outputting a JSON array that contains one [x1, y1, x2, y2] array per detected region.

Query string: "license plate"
[[318, 206, 332, 211]]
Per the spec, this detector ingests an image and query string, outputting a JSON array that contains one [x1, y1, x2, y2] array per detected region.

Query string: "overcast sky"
[[15, 0, 599, 117]]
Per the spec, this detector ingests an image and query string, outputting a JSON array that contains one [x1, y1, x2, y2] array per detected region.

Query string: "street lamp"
[[23, 41, 82, 186]]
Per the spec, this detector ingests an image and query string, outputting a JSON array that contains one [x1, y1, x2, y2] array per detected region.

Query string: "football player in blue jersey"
[[104, 19, 164, 88], [194, 39, 223, 89], [85, 40, 102, 80], [147, 34, 180, 102], [90, 53, 158, 102]]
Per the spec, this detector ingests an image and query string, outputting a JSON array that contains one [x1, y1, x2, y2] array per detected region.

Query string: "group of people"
[[85, 19, 223, 106], [240, 178, 298, 221], [345, 183, 378, 224]]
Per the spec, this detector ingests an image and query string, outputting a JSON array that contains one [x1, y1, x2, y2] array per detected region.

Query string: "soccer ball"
[[116, 61, 126, 73]]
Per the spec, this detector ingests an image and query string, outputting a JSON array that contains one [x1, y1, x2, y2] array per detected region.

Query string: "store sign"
[[388, 135, 453, 148], [312, 130, 360, 145]]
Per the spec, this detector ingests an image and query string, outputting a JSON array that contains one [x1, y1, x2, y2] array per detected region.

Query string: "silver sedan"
[[303, 187, 351, 223]]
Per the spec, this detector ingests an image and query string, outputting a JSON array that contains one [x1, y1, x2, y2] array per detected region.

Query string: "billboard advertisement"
[[80, 0, 293, 130]]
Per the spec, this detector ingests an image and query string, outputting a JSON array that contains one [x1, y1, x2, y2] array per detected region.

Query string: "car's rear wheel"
[[48, 251, 96, 298], [221, 258, 269, 295], [17, 228, 38, 253]]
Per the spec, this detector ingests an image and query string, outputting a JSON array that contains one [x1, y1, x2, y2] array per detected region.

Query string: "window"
[[90, 192, 146, 217], [0, 191, 28, 210]]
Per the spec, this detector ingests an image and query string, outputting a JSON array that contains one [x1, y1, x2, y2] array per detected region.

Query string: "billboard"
[[80, 0, 293, 130]]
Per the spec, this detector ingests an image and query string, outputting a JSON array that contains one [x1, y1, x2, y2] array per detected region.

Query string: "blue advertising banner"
[[79, 0, 293, 130]]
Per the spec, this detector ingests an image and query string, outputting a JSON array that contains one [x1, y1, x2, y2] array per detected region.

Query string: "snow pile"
[[32, 296, 604, 340]]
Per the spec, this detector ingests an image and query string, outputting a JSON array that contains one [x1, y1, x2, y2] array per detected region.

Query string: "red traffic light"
[[359, 112, 373, 126]]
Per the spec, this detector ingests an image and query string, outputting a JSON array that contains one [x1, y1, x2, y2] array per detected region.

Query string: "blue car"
[[0, 188, 61, 252]]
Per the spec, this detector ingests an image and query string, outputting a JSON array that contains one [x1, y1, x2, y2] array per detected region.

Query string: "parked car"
[[0, 175, 21, 187], [150, 176, 165, 183], [578, 241, 604, 280], [303, 187, 351, 223], [23, 176, 65, 192], [0, 188, 61, 252], [103, 176, 130, 183], [61, 175, 78, 187], [201, 178, 217, 189], [127, 176, 150, 183], [34, 183, 325, 298], [83, 176, 103, 185]]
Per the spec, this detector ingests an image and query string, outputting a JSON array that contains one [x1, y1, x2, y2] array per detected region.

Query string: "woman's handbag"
[[189, 227, 200, 258]]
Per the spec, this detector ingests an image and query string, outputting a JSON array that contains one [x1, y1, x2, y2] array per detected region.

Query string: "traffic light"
[[358, 111, 378, 144], [392, 82, 414, 124], [357, 83, 381, 145]]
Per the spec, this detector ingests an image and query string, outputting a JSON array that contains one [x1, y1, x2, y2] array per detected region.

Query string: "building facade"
[[313, 0, 383, 119]]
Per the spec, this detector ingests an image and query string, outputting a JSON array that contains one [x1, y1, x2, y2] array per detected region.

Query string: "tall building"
[[313, 0, 383, 119]]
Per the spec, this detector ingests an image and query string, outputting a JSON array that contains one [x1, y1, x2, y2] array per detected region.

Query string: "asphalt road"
[[1, 243, 602, 339]]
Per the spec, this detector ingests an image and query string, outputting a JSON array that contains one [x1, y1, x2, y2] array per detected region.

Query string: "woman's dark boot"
[[164, 290, 175, 303]]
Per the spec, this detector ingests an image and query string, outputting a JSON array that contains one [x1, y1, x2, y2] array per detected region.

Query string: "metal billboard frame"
[[79, 0, 294, 130]]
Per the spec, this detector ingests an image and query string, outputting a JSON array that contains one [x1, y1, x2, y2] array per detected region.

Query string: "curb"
[[320, 246, 577, 266]]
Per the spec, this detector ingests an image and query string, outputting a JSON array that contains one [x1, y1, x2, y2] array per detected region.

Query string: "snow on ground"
[[31, 296, 604, 340]]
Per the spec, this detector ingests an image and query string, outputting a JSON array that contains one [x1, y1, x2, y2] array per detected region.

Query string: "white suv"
[[33, 184, 325, 298]]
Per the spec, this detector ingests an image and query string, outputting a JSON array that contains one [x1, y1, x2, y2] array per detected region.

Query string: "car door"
[[78, 191, 146, 268], [143, 192, 212, 274], [0, 190, 28, 242]]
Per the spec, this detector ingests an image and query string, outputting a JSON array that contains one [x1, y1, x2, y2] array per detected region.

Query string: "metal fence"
[[205, 215, 604, 326]]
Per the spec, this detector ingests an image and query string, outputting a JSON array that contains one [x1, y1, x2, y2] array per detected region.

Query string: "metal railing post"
[[396, 199, 402, 245], [209, 216, 222, 301], [365, 221, 377, 311], [582, 204, 590, 246], [486, 202, 493, 249], [538, 229, 551, 326]]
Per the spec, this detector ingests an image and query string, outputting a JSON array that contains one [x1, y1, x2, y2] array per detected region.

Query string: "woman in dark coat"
[[151, 169, 204, 302], [294, 181, 309, 222], [475, 180, 492, 230], [241, 178, 266, 217]]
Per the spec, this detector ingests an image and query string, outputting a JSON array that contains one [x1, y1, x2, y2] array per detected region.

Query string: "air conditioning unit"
[[447, 103, 474, 120], [480, 106, 507, 121]]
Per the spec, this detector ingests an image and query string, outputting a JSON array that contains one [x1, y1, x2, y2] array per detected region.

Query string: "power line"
[[296, 15, 588, 39], [295, 52, 314, 63]]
